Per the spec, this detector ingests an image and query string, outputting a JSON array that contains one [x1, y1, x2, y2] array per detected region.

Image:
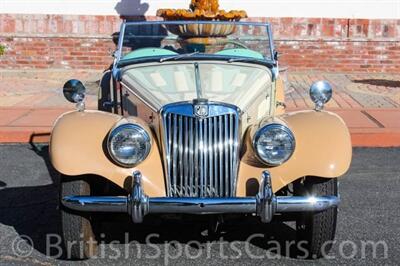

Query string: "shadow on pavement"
[[102, 216, 299, 258], [0, 143, 62, 256], [352, 79, 400, 88], [0, 144, 300, 260]]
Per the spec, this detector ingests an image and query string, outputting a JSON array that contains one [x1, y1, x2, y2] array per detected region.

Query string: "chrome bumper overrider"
[[62, 171, 340, 223]]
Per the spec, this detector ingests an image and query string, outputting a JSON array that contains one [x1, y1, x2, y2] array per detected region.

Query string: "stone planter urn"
[[157, 0, 247, 53]]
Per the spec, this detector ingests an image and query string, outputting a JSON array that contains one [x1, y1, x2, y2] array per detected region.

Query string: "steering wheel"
[[224, 40, 249, 49]]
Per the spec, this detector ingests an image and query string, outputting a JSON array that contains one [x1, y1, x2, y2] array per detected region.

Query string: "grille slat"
[[189, 118, 194, 196], [199, 119, 204, 197], [218, 116, 223, 196], [172, 115, 178, 195], [194, 119, 199, 196], [213, 116, 218, 196], [229, 115, 235, 193], [183, 116, 189, 194], [208, 118, 213, 197], [167, 113, 173, 196], [224, 115, 229, 197], [178, 115, 183, 196], [162, 104, 239, 198]]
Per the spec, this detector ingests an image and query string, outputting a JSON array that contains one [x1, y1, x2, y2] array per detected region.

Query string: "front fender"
[[237, 110, 352, 195], [49, 110, 166, 197]]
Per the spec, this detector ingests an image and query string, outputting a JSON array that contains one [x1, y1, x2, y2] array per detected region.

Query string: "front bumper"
[[62, 171, 339, 223]]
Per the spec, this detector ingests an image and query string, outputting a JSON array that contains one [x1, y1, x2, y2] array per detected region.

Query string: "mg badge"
[[194, 104, 209, 118]]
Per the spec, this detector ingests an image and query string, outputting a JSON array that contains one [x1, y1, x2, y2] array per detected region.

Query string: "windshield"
[[122, 61, 272, 111], [118, 21, 274, 63]]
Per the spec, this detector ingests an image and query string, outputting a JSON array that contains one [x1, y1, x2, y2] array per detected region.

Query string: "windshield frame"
[[115, 20, 276, 67], [120, 60, 273, 112]]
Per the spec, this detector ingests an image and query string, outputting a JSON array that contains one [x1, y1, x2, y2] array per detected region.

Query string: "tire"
[[98, 70, 112, 112], [60, 176, 98, 260], [294, 177, 338, 259]]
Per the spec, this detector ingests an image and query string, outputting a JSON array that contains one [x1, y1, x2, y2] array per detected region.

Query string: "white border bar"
[[0, 0, 399, 19]]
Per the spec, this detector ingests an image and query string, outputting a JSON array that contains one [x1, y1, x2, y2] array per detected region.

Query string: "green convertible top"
[[122, 48, 178, 60], [122, 47, 265, 61], [214, 48, 264, 60]]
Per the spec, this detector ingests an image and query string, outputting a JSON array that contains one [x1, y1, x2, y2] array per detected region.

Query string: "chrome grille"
[[161, 103, 240, 198]]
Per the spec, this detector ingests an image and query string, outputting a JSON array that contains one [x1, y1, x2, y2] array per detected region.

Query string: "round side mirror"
[[309, 81, 332, 111], [63, 79, 86, 103]]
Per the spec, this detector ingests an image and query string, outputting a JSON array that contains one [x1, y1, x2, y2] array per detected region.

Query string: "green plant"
[[0, 44, 6, 56]]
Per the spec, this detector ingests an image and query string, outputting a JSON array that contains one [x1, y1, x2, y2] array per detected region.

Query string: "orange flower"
[[157, 0, 247, 21]]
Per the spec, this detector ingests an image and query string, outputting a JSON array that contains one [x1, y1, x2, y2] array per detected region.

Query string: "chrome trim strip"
[[194, 62, 203, 99], [160, 101, 240, 117]]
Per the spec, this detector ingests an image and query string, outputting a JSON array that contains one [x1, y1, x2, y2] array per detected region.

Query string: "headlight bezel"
[[107, 123, 151, 168], [252, 123, 296, 166]]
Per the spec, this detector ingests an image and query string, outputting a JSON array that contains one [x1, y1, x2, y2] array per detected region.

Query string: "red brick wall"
[[264, 17, 400, 72], [0, 14, 399, 72]]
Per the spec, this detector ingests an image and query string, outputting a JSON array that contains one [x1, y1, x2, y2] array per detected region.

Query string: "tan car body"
[[50, 104, 352, 196]]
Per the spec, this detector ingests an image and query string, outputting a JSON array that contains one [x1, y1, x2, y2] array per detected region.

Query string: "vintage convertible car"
[[50, 21, 352, 259]]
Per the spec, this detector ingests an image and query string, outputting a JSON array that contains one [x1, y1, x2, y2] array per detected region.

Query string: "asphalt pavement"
[[0, 144, 399, 265]]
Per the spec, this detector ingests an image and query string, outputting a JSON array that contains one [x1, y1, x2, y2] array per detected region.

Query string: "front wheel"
[[294, 177, 338, 259], [60, 176, 99, 260], [98, 70, 112, 112]]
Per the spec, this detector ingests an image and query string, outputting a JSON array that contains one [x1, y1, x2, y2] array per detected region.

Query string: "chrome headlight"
[[309, 81, 333, 111], [107, 124, 151, 167], [253, 124, 295, 166]]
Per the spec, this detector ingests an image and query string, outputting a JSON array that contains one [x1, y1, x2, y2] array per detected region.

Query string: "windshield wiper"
[[160, 51, 200, 63], [228, 57, 262, 63]]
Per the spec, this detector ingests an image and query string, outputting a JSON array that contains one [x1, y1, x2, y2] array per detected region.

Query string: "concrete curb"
[[0, 108, 399, 147], [351, 131, 400, 147], [0, 129, 51, 143]]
